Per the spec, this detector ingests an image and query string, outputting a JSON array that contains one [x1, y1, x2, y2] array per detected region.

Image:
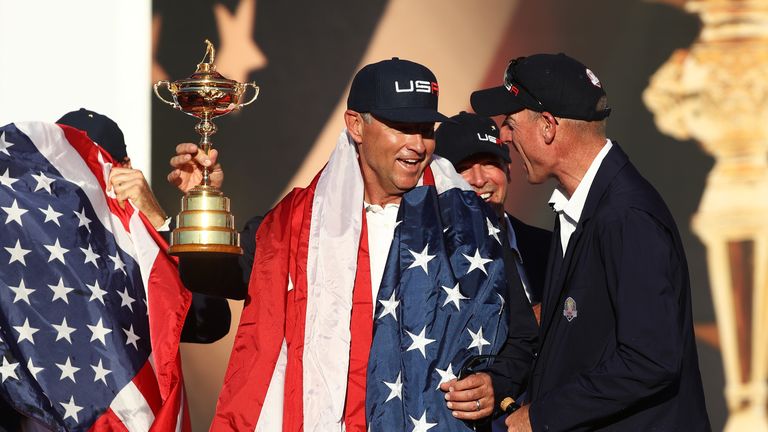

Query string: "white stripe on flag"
[[303, 131, 363, 430], [255, 339, 288, 432], [111, 380, 155, 431]]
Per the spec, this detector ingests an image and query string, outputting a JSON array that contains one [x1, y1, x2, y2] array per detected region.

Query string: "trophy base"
[[169, 185, 243, 257]]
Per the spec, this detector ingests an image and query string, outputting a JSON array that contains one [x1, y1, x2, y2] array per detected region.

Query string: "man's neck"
[[363, 188, 403, 207], [556, 137, 606, 198]]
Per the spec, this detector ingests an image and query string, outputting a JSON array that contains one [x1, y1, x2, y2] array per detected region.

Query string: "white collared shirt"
[[549, 140, 613, 256], [504, 214, 533, 303], [365, 202, 400, 313]]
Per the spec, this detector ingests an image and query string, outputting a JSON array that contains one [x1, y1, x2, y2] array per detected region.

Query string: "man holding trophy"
[[166, 57, 533, 431]]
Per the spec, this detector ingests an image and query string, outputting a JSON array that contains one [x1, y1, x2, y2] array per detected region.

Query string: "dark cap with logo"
[[347, 57, 449, 123], [471, 53, 610, 121], [435, 111, 511, 167], [57, 108, 128, 162]]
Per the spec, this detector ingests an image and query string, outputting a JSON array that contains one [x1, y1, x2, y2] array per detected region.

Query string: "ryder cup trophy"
[[154, 39, 258, 256]]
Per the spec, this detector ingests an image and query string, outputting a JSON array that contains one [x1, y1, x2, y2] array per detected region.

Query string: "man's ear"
[[345, 110, 364, 144], [540, 112, 557, 144]]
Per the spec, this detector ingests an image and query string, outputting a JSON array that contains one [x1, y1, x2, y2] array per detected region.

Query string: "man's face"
[[357, 115, 435, 204], [500, 110, 549, 184], [455, 154, 510, 214]]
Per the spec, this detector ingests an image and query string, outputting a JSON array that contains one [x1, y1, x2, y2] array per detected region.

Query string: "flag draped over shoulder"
[[0, 122, 191, 432], [213, 130, 508, 432]]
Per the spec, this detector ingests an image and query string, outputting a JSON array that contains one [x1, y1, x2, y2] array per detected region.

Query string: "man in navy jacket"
[[471, 54, 710, 431]]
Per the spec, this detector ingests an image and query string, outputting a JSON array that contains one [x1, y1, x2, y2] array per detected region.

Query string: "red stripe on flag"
[[344, 209, 372, 431], [134, 361, 163, 415]]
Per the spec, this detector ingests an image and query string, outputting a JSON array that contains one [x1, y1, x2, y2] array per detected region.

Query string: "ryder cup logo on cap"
[[347, 57, 449, 123]]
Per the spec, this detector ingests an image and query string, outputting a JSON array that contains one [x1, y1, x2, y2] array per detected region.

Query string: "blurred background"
[[4, 0, 760, 429]]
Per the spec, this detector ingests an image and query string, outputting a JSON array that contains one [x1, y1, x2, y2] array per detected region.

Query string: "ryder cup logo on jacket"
[[563, 296, 578, 322], [394, 80, 439, 95]]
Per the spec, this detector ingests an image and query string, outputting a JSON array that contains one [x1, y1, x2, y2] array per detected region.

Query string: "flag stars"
[[26, 358, 43, 380], [468, 327, 491, 355], [383, 371, 403, 402], [59, 396, 84, 422], [91, 359, 111, 385], [407, 244, 435, 275], [88, 318, 112, 346], [39, 204, 63, 226], [409, 410, 438, 432], [435, 363, 457, 390], [487, 217, 502, 244], [463, 248, 493, 276], [56, 357, 80, 383], [109, 252, 126, 274], [73, 207, 91, 232], [2, 199, 28, 226], [378, 291, 399, 321], [13, 318, 39, 345], [5, 240, 31, 265], [0, 169, 18, 189], [405, 326, 435, 359], [8, 278, 35, 304], [80, 244, 99, 267], [52, 317, 76, 344], [31, 171, 55, 194], [0, 357, 18, 383], [123, 325, 141, 350], [117, 287, 136, 311], [44, 238, 69, 264], [48, 277, 75, 304], [441, 283, 469, 311], [0, 132, 14, 157], [86, 280, 107, 304]]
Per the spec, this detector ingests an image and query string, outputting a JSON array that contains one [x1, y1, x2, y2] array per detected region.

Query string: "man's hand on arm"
[[108, 167, 168, 229], [167, 142, 223, 192], [440, 372, 495, 420], [505, 404, 532, 432]]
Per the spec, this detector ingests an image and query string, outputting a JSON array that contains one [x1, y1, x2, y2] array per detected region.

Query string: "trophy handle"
[[154, 81, 179, 109], [238, 82, 260, 108]]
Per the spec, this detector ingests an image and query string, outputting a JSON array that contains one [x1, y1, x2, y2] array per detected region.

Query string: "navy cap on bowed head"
[[347, 57, 450, 123], [57, 108, 128, 162], [471, 53, 611, 121], [435, 111, 511, 168]]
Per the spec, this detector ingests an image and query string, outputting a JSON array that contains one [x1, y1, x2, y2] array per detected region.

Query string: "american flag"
[[0, 122, 191, 431], [366, 186, 509, 431], [212, 131, 508, 431]]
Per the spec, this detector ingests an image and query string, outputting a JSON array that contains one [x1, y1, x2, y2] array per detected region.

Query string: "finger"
[[450, 374, 486, 391], [448, 386, 486, 402], [193, 148, 214, 167], [447, 400, 493, 420], [439, 379, 456, 393], [167, 169, 183, 186], [169, 153, 193, 169], [175, 142, 200, 155]]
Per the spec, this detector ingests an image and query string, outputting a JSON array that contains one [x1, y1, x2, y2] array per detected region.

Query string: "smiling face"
[[500, 110, 552, 184], [455, 153, 510, 216], [350, 112, 436, 205]]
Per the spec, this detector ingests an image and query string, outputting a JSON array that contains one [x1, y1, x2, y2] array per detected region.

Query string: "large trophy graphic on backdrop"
[[154, 40, 258, 256]]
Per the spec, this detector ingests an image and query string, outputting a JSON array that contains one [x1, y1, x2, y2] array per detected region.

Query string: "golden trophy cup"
[[154, 40, 258, 256]]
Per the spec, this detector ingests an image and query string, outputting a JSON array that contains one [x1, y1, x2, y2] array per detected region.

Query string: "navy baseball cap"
[[435, 111, 511, 167], [57, 108, 128, 162], [471, 53, 611, 121], [347, 57, 450, 123]]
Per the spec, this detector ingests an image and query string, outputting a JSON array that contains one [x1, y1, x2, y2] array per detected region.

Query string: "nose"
[[407, 131, 427, 156], [463, 164, 487, 187]]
